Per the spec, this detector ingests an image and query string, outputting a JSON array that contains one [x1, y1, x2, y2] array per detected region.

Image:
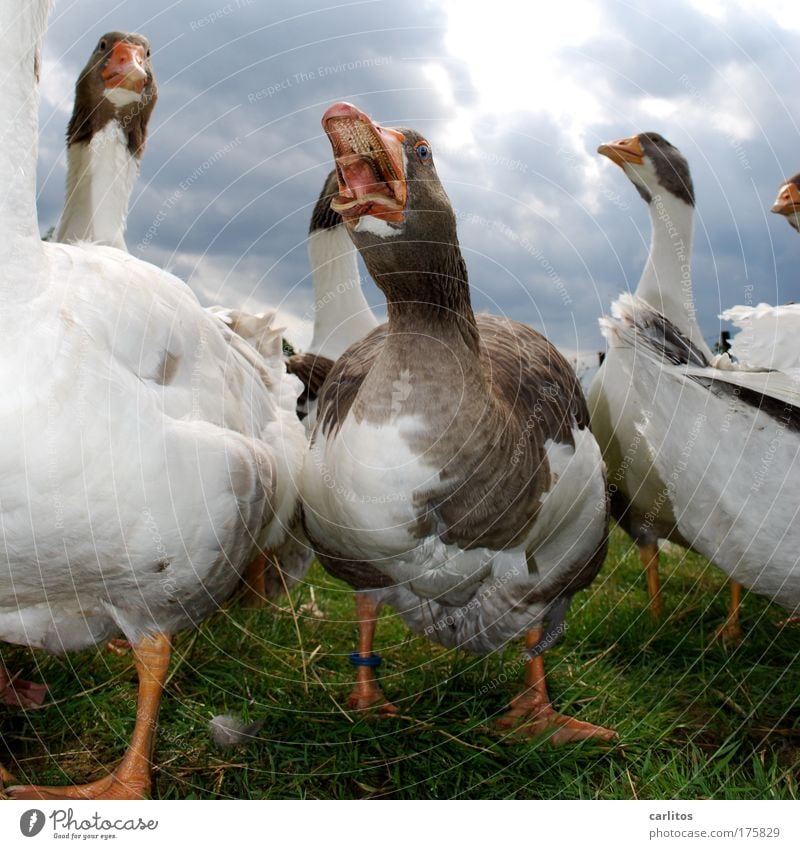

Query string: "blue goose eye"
[[415, 141, 431, 163]]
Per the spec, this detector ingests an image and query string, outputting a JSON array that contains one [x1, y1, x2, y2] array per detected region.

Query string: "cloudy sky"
[[36, 0, 800, 358]]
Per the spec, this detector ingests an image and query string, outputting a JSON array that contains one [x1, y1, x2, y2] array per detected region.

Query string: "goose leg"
[[240, 551, 268, 608], [712, 580, 744, 642], [640, 541, 663, 619], [347, 593, 397, 716], [6, 633, 172, 800], [496, 629, 617, 745], [0, 660, 47, 709]]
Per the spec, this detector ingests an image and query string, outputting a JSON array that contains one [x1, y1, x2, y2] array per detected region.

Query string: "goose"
[[588, 133, 745, 639], [54, 31, 157, 250], [284, 173, 379, 428], [720, 174, 800, 379], [300, 102, 616, 743], [0, 0, 305, 799], [307, 171, 378, 359], [600, 294, 800, 618], [50, 36, 309, 612]]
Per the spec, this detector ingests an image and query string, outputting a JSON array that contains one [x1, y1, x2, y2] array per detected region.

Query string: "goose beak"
[[771, 181, 800, 216], [597, 135, 645, 167], [101, 41, 148, 93], [322, 101, 407, 224]]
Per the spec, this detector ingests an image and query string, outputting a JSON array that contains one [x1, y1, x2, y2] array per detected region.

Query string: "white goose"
[[593, 133, 800, 626], [301, 102, 616, 743], [720, 173, 800, 379], [0, 0, 305, 799], [54, 31, 157, 250], [588, 132, 745, 638], [50, 34, 310, 610], [307, 171, 378, 359], [284, 173, 379, 430]]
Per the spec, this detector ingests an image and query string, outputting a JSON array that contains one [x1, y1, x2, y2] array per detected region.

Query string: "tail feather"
[[600, 293, 709, 367]]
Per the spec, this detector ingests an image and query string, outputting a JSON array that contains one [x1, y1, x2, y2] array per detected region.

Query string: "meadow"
[[2, 528, 798, 799]]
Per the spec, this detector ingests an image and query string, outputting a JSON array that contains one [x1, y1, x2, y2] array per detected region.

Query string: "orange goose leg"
[[7, 633, 172, 800], [641, 541, 663, 619], [347, 593, 397, 717], [0, 659, 48, 709], [712, 580, 744, 642], [496, 629, 617, 744], [240, 551, 269, 608]]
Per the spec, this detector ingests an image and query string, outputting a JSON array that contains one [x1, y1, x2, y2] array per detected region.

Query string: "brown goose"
[[300, 102, 616, 742], [55, 31, 156, 250]]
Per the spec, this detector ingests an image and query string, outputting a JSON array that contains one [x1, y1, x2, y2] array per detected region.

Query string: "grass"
[[2, 527, 799, 799]]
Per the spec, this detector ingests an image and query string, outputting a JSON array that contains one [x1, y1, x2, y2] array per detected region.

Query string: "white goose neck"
[[307, 224, 378, 359], [637, 191, 708, 353], [56, 121, 138, 251], [0, 1, 52, 286]]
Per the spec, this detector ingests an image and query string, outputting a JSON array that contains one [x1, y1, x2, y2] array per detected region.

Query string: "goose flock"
[[1, 1, 798, 799]]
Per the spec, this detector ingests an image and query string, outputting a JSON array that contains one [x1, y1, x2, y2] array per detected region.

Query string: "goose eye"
[[415, 141, 431, 163], [98, 39, 107, 51], [146, 48, 151, 58]]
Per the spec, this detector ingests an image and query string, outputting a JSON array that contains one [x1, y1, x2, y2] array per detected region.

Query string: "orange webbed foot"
[[496, 690, 617, 745], [7, 769, 150, 801]]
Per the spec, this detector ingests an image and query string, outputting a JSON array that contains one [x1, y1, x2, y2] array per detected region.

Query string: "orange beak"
[[771, 181, 800, 216], [101, 41, 148, 93], [597, 135, 645, 167]]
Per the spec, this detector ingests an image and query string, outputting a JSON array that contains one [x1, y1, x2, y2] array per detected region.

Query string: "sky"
[[35, 0, 800, 360]]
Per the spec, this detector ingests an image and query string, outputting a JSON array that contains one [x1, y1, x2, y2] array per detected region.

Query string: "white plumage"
[[601, 294, 800, 613], [721, 302, 800, 380]]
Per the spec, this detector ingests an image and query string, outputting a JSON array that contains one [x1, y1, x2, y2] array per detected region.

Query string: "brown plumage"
[[286, 351, 336, 421]]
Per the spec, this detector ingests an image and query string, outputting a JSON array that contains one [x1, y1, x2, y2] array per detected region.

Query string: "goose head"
[[321, 101, 461, 298], [597, 132, 694, 209], [771, 174, 800, 233], [68, 32, 157, 156]]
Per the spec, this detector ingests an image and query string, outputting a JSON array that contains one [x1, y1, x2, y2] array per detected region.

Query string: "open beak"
[[597, 135, 645, 167], [771, 181, 800, 216], [101, 41, 148, 93], [322, 101, 407, 224]]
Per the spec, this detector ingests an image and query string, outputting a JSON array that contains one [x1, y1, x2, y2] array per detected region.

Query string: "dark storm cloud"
[[36, 0, 800, 354]]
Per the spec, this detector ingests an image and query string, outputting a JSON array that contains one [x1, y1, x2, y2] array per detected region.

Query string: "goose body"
[[301, 102, 614, 741], [0, 1, 304, 798], [592, 133, 800, 622], [0, 247, 302, 652], [602, 295, 800, 613]]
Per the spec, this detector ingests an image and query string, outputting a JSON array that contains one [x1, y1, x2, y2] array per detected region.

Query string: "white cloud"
[[440, 0, 606, 127]]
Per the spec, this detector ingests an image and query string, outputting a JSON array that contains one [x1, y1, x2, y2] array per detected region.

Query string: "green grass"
[[2, 527, 799, 799]]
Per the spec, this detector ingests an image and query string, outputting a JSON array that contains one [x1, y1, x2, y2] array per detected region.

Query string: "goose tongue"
[[322, 101, 407, 222], [101, 40, 148, 93]]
